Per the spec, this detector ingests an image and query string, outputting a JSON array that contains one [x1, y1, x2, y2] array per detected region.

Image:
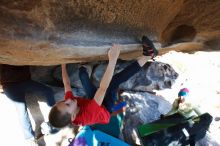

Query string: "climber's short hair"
[[49, 103, 71, 128]]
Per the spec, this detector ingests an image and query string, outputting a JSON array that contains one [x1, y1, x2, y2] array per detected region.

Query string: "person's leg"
[[24, 80, 55, 107], [108, 56, 150, 90], [103, 56, 151, 112], [79, 66, 97, 99], [189, 113, 213, 141], [23, 80, 60, 135], [3, 84, 35, 140]]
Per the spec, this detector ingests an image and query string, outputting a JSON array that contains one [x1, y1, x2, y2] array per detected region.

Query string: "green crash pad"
[[138, 123, 176, 137], [137, 113, 188, 137]]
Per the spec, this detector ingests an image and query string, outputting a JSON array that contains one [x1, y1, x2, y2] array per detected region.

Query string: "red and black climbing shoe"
[[142, 36, 158, 59]]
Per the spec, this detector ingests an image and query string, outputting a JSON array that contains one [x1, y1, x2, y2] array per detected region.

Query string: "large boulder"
[[30, 60, 178, 92], [0, 0, 220, 65]]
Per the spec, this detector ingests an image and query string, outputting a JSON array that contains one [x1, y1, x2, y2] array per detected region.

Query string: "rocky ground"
[[0, 51, 220, 146]]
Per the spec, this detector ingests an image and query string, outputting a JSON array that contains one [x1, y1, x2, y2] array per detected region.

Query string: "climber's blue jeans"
[[3, 80, 55, 139], [79, 61, 142, 113]]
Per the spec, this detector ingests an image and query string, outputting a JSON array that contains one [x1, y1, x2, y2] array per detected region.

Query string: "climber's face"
[[56, 98, 78, 119]]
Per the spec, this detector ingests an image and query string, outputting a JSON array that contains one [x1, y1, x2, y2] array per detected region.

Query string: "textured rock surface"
[[92, 60, 178, 90], [0, 0, 220, 65], [121, 91, 171, 145], [30, 60, 178, 92]]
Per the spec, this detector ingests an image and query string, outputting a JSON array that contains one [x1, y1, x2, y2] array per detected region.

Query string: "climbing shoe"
[[142, 36, 158, 59]]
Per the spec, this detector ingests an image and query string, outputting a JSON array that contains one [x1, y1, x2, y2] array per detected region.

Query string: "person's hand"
[[61, 64, 66, 68], [108, 44, 121, 62]]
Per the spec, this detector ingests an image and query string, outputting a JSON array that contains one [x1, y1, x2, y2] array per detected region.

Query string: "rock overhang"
[[0, 0, 220, 65]]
